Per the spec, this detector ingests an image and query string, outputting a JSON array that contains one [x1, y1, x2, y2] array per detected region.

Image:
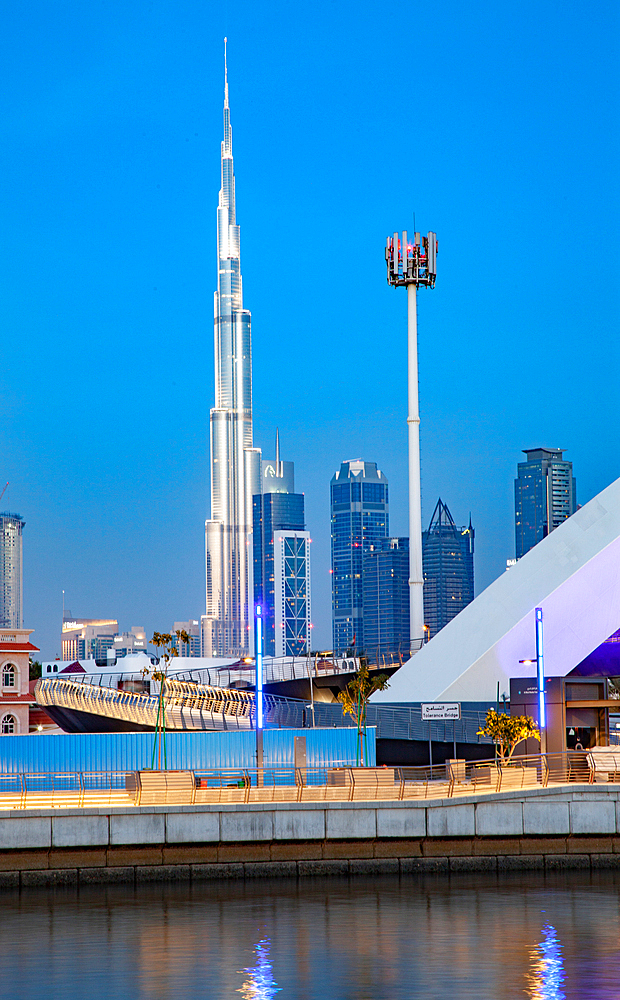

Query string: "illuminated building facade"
[[61, 614, 118, 661], [203, 44, 261, 657], [0, 513, 25, 629]]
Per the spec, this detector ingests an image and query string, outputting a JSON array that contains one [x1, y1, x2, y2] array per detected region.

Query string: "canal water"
[[1, 871, 618, 999]]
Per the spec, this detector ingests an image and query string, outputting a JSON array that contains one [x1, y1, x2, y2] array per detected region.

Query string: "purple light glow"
[[238, 938, 281, 999]]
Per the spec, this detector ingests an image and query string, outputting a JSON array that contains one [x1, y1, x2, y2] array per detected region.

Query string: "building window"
[[1, 714, 16, 734], [2, 664, 16, 688]]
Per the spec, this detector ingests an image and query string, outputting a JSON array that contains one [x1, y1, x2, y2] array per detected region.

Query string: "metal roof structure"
[[374, 476, 620, 703]]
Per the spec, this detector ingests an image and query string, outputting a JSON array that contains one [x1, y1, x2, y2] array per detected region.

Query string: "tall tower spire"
[[204, 42, 261, 658], [224, 37, 229, 109]]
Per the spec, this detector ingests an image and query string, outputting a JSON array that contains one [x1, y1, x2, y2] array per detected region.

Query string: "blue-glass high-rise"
[[362, 537, 410, 657], [422, 499, 474, 638], [253, 493, 306, 657], [515, 448, 577, 558], [330, 460, 389, 654], [253, 435, 310, 658], [204, 46, 261, 657]]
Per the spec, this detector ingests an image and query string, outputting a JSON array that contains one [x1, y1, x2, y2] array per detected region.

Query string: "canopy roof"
[[374, 476, 620, 703]]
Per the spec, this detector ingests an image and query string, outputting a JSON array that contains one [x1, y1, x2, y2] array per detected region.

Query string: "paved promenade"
[[1, 784, 619, 886]]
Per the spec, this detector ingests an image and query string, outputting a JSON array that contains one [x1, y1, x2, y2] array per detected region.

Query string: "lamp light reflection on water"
[[527, 922, 566, 1000], [238, 938, 281, 998]]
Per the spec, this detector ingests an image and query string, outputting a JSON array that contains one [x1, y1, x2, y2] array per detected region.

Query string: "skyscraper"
[[515, 448, 577, 558], [203, 43, 261, 657], [422, 499, 474, 639], [0, 512, 25, 629], [331, 460, 389, 654], [253, 436, 311, 657], [362, 537, 410, 657]]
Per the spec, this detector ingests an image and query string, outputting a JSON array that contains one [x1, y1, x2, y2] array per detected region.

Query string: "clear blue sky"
[[1, 1, 618, 659]]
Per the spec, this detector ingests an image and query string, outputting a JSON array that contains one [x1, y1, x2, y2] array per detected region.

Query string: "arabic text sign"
[[421, 703, 461, 721]]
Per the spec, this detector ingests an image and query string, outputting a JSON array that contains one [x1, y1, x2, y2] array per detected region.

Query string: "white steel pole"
[[407, 282, 424, 652]]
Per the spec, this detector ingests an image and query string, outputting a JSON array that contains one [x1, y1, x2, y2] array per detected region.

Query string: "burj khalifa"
[[204, 42, 261, 657]]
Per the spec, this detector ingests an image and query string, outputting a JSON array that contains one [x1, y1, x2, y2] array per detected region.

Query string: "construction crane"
[[0, 482, 8, 504]]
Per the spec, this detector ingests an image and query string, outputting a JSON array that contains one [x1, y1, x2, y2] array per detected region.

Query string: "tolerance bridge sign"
[[421, 703, 461, 721]]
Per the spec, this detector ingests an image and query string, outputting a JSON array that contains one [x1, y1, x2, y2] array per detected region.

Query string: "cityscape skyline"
[[1, 3, 617, 660]]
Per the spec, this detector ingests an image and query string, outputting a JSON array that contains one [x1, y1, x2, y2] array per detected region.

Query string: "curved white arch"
[[373, 476, 620, 703]]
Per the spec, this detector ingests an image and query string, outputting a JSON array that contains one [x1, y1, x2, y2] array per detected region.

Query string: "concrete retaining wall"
[[1, 785, 620, 886]]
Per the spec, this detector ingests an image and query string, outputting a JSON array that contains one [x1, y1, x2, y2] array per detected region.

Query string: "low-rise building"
[[171, 621, 201, 657], [0, 627, 38, 734], [61, 612, 118, 661], [112, 625, 148, 658]]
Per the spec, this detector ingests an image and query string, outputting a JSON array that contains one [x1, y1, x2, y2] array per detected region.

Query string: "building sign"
[[421, 702, 461, 721]]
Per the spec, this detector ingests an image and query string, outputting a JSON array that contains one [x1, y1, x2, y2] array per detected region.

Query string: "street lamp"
[[519, 606, 546, 754], [255, 605, 264, 777]]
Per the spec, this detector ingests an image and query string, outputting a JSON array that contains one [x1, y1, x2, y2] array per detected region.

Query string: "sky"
[[1, 0, 618, 660]]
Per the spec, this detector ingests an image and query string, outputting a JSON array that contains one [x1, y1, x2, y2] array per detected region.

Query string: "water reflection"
[[527, 922, 566, 1000], [238, 938, 281, 998], [1, 872, 619, 999]]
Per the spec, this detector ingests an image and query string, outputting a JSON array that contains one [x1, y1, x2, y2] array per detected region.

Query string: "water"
[[1, 872, 619, 999]]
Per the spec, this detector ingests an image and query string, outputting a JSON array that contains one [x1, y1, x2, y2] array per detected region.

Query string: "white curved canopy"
[[374, 476, 620, 703]]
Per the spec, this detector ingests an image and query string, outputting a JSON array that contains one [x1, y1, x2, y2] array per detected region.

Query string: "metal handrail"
[[0, 751, 618, 811]]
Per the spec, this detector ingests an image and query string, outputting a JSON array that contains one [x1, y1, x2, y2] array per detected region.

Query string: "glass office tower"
[[204, 50, 261, 657], [0, 512, 25, 629], [362, 537, 410, 657], [330, 460, 389, 654], [253, 492, 310, 657], [422, 499, 474, 639], [253, 441, 310, 657], [514, 448, 577, 558]]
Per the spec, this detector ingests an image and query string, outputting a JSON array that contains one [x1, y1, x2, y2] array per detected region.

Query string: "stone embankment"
[[1, 785, 620, 886]]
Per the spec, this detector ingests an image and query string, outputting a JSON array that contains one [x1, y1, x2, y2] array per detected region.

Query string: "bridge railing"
[[1, 750, 618, 810]]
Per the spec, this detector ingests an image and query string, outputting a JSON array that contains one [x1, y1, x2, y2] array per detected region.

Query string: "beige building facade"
[[0, 628, 38, 734]]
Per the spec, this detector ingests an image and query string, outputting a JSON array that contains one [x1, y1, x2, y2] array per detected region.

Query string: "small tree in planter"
[[337, 660, 389, 766], [477, 709, 540, 762], [145, 629, 190, 770]]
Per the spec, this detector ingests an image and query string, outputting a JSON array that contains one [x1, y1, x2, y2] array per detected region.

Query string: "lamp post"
[[255, 605, 264, 782], [519, 606, 547, 754], [535, 607, 546, 753]]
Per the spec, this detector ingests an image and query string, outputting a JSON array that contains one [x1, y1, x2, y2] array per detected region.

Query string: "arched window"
[[2, 663, 16, 688], [1, 715, 16, 734]]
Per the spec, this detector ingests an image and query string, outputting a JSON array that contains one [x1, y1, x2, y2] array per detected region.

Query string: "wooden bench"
[[498, 765, 541, 790], [587, 748, 620, 782], [125, 770, 195, 805], [326, 767, 397, 801]]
